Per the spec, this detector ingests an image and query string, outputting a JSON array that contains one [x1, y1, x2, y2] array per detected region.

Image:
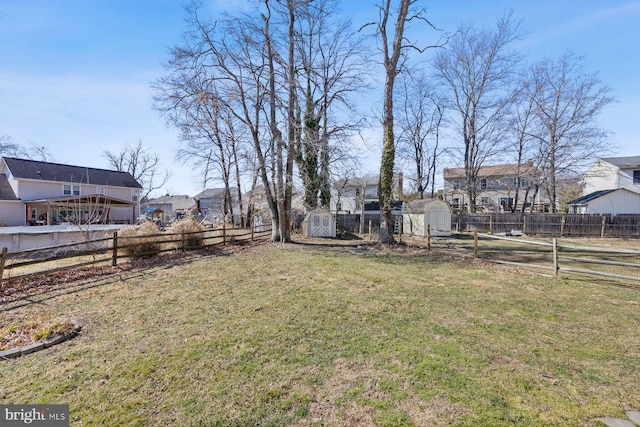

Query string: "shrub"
[[165, 216, 206, 250], [118, 220, 163, 257]]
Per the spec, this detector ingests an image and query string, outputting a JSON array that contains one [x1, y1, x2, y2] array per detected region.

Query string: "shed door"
[[311, 214, 331, 237]]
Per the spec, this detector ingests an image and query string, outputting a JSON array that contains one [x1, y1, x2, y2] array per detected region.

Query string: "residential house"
[[568, 156, 640, 214], [330, 174, 403, 215], [142, 194, 196, 223], [443, 162, 546, 213], [0, 157, 142, 226], [582, 156, 640, 195]]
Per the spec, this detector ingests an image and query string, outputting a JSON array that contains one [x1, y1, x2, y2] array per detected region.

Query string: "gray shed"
[[402, 199, 452, 237], [304, 209, 336, 238]]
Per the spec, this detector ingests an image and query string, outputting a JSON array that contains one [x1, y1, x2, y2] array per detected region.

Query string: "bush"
[[118, 220, 163, 257], [165, 216, 206, 250]]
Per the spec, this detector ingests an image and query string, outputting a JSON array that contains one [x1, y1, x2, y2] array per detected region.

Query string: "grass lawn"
[[1, 238, 638, 426]]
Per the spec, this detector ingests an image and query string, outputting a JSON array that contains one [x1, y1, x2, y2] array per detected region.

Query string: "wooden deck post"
[[0, 247, 8, 286], [111, 232, 118, 266], [473, 230, 478, 259]]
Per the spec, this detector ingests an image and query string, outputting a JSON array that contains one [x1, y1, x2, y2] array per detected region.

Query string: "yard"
[[1, 237, 638, 426]]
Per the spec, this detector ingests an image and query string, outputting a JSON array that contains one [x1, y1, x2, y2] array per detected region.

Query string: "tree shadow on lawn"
[[0, 247, 236, 312]]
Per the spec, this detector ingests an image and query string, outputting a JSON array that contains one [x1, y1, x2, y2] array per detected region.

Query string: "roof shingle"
[[3, 157, 142, 189]]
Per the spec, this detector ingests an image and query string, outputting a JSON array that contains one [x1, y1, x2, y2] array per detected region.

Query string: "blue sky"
[[1, 1, 639, 197]]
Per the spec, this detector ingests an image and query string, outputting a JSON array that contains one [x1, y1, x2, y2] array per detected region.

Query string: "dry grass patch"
[[0, 237, 638, 426]]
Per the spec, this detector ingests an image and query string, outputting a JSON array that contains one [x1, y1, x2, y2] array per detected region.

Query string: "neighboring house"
[[194, 188, 233, 223], [0, 157, 142, 226], [582, 156, 640, 195], [142, 194, 196, 223], [443, 162, 547, 213], [568, 188, 640, 215], [568, 156, 640, 215], [330, 175, 403, 215]]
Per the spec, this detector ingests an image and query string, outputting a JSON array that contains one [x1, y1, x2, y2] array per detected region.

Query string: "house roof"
[[2, 157, 142, 189], [0, 173, 18, 200], [145, 194, 195, 210], [194, 188, 227, 199], [567, 189, 617, 205], [601, 156, 640, 169], [444, 161, 537, 179]]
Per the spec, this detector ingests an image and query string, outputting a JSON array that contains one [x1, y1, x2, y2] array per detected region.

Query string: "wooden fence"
[[0, 225, 271, 286], [453, 213, 640, 237], [471, 232, 640, 282]]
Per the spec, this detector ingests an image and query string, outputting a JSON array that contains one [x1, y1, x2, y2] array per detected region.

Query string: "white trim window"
[[63, 184, 80, 196], [96, 187, 105, 195], [131, 190, 139, 202]]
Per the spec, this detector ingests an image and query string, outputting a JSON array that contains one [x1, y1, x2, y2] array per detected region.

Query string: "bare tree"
[[397, 74, 445, 199], [527, 51, 616, 212], [433, 13, 523, 212], [0, 133, 52, 161], [364, 0, 438, 243], [102, 139, 170, 201], [293, 0, 368, 210]]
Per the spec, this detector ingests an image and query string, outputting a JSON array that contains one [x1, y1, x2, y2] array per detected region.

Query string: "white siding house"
[[583, 156, 640, 195]]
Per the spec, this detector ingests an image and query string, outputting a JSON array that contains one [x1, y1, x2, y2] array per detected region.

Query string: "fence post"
[[489, 215, 493, 233], [368, 220, 372, 241], [0, 247, 8, 286], [427, 224, 431, 251], [552, 237, 559, 278], [523, 214, 527, 235], [181, 231, 186, 252], [560, 215, 565, 237], [223, 222, 227, 246], [601, 215, 606, 238], [111, 232, 118, 266], [251, 217, 255, 241], [473, 230, 478, 259]]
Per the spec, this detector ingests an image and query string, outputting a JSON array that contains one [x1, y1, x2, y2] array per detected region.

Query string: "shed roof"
[[567, 189, 617, 205], [2, 157, 142, 188]]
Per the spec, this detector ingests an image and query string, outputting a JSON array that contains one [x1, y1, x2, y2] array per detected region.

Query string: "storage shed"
[[402, 199, 452, 237], [304, 209, 336, 238]]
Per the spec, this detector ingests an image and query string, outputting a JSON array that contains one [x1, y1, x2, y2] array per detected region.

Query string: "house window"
[[500, 197, 514, 210], [452, 198, 460, 209], [480, 179, 487, 190], [519, 178, 530, 189], [63, 184, 80, 196], [96, 187, 105, 195], [633, 170, 640, 184], [480, 197, 490, 205], [132, 190, 138, 202], [453, 181, 461, 190]]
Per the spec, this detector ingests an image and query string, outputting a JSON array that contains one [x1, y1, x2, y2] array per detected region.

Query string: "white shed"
[[304, 209, 336, 238], [402, 199, 452, 237]]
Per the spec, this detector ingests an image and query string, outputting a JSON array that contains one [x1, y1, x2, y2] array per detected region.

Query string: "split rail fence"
[[407, 230, 640, 284], [0, 225, 271, 286]]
